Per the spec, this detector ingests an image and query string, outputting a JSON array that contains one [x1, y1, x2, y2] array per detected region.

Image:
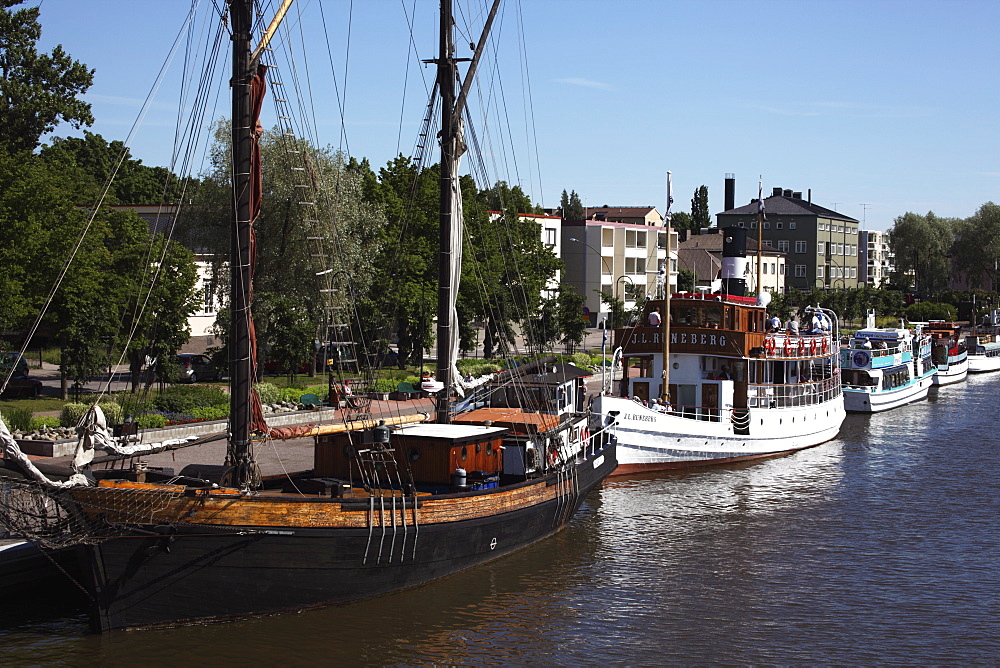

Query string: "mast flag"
[[664, 171, 673, 227], [758, 176, 766, 221]]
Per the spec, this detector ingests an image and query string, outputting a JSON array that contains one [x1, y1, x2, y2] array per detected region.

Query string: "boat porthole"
[[461, 446, 468, 461], [490, 537, 497, 550], [486, 443, 494, 456], [779, 419, 782, 425], [760, 419, 764, 426], [408, 447, 420, 462], [475, 443, 482, 453]]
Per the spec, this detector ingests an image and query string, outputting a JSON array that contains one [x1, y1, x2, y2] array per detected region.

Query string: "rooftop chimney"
[[792, 191, 802, 200], [772, 187, 782, 197], [725, 173, 735, 211]]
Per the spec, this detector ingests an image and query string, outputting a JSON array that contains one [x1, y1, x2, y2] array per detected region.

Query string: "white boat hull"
[[595, 395, 845, 474], [968, 355, 1000, 373], [843, 374, 933, 412], [933, 357, 968, 385]]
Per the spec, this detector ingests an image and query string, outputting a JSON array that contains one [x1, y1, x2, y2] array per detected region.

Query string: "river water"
[[3, 373, 999, 664]]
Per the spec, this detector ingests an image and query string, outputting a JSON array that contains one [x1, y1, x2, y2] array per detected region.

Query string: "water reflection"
[[2, 374, 1000, 664]]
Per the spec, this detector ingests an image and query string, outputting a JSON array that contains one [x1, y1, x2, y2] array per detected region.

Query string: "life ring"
[[764, 337, 776, 355], [810, 338, 818, 355], [549, 449, 560, 466], [798, 338, 807, 355], [821, 337, 829, 354]]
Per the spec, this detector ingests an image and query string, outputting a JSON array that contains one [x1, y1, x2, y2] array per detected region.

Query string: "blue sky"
[[33, 0, 1000, 230]]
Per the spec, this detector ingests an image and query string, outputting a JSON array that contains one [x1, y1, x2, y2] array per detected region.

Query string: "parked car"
[[176, 354, 220, 383], [0, 352, 43, 398]]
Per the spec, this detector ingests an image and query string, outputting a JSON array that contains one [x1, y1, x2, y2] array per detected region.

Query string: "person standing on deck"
[[648, 308, 661, 327]]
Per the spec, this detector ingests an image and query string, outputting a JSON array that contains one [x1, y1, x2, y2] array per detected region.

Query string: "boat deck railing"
[[748, 377, 841, 409], [764, 332, 836, 358]]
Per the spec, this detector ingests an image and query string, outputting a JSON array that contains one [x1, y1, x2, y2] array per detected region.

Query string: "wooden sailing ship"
[[0, 0, 615, 631]]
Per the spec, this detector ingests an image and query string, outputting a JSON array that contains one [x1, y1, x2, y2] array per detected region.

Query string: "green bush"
[[254, 382, 281, 404], [188, 405, 230, 421], [2, 407, 33, 431], [96, 400, 123, 427], [277, 386, 306, 402], [135, 413, 168, 429], [153, 385, 229, 414], [567, 352, 592, 368], [371, 378, 397, 393], [904, 302, 957, 322], [60, 402, 89, 427], [29, 416, 61, 430]]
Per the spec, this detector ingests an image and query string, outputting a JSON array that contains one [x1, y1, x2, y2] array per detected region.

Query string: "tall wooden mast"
[[434, 0, 500, 424], [228, 0, 254, 482], [435, 0, 457, 424]]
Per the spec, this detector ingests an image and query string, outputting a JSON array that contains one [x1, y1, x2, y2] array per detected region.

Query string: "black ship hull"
[[83, 444, 615, 631]]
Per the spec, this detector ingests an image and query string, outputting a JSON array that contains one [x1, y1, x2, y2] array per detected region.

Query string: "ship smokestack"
[[721, 226, 747, 297], [724, 173, 735, 211]]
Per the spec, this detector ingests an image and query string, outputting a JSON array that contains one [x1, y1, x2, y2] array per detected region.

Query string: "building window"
[[789, 222, 797, 230], [770, 262, 776, 274], [625, 229, 646, 248], [851, 267, 857, 278], [794, 265, 806, 278], [819, 223, 827, 231], [780, 263, 785, 275], [795, 240, 807, 253], [776, 222, 783, 230], [818, 241, 825, 255], [817, 266, 825, 278], [625, 257, 646, 275], [601, 228, 614, 247], [777, 240, 789, 252], [544, 228, 556, 246], [763, 222, 770, 229], [657, 232, 667, 249], [750, 221, 757, 229]]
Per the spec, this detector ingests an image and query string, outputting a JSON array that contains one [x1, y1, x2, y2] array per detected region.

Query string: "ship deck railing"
[[747, 377, 841, 409], [764, 332, 837, 358]]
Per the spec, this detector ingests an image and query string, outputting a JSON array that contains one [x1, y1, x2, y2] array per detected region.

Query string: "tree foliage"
[[39, 132, 186, 205], [952, 202, 1000, 290], [887, 211, 955, 295], [691, 185, 711, 230], [0, 0, 94, 152], [560, 189, 584, 219]]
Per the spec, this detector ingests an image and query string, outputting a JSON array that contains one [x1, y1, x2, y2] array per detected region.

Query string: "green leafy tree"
[[556, 285, 587, 352], [669, 211, 695, 232], [0, 1, 94, 152], [560, 189, 584, 219], [677, 268, 695, 292], [191, 122, 384, 370], [39, 132, 186, 204], [953, 202, 1000, 290], [599, 290, 627, 329], [888, 211, 955, 295], [691, 186, 711, 230], [524, 294, 559, 354]]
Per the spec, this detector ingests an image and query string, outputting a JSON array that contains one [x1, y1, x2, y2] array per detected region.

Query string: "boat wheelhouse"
[[841, 325, 935, 412], [593, 291, 844, 474], [924, 321, 968, 386]]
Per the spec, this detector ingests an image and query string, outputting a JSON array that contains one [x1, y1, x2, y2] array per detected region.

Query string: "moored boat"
[[924, 321, 968, 386], [0, 0, 616, 632], [593, 226, 845, 474], [965, 328, 1000, 373], [841, 321, 935, 413]]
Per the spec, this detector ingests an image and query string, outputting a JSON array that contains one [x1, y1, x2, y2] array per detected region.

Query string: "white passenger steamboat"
[[593, 227, 845, 474]]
